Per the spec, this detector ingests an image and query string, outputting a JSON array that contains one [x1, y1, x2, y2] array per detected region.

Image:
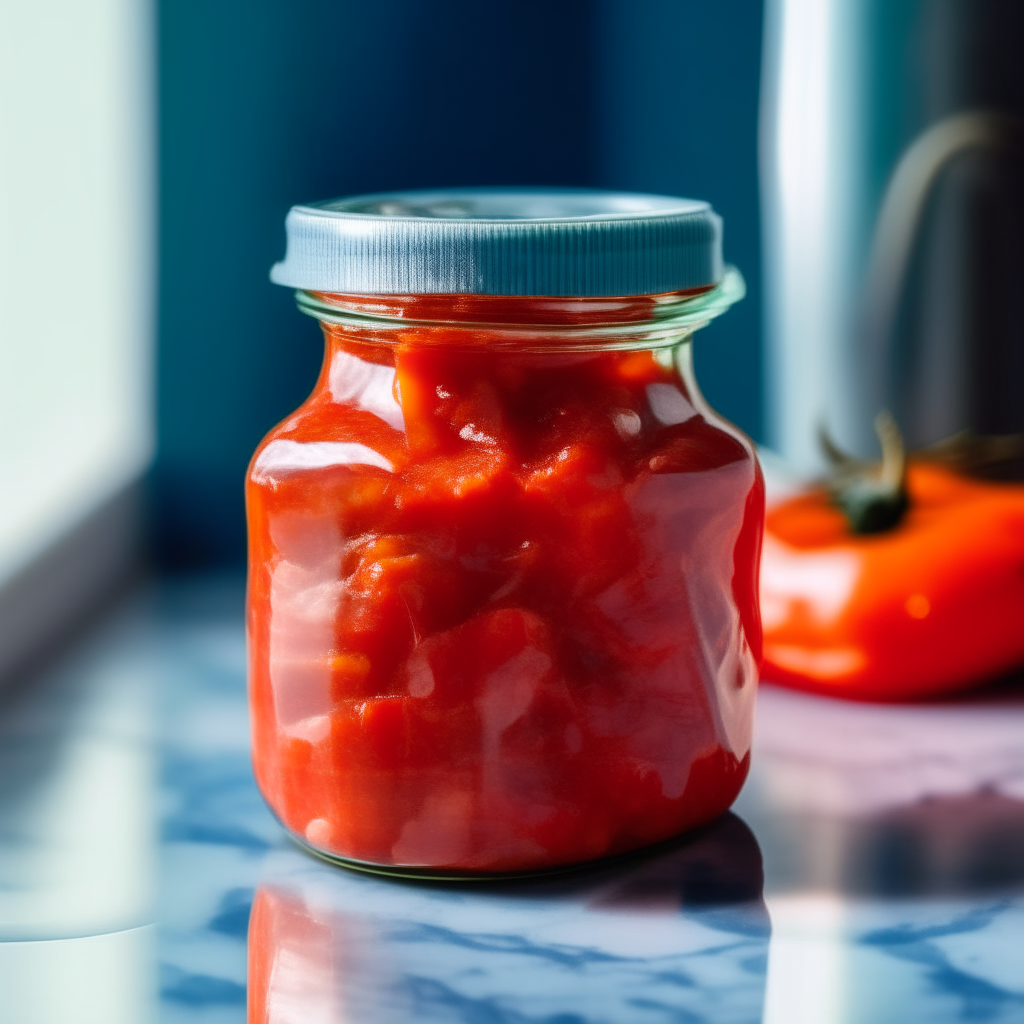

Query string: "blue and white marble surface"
[[0, 575, 1022, 1023]]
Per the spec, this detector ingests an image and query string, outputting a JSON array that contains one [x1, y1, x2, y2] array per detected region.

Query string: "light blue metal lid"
[[270, 188, 723, 296]]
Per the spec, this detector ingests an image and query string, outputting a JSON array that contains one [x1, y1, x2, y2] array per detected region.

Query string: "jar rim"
[[296, 267, 745, 351]]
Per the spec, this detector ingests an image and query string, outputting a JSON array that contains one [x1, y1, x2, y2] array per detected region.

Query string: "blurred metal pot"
[[760, 0, 1024, 471]]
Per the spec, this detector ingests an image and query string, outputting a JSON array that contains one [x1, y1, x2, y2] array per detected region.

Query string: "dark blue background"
[[156, 0, 764, 567]]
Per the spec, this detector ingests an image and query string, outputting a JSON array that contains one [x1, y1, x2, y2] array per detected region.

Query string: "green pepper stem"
[[819, 412, 909, 534]]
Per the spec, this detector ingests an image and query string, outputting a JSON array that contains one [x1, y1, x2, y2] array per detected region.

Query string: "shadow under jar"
[[247, 190, 763, 876]]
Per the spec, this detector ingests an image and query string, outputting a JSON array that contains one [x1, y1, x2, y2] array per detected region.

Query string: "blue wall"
[[157, 0, 763, 567], [594, 0, 764, 458]]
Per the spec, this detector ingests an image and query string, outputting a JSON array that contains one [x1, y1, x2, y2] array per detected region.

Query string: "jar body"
[[246, 298, 763, 874]]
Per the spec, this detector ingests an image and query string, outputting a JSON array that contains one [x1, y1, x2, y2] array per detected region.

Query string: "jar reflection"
[[247, 813, 768, 1024]]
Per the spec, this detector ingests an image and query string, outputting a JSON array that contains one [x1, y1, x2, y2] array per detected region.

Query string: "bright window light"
[[0, 0, 153, 586]]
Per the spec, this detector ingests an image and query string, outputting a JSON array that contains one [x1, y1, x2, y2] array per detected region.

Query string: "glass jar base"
[[285, 817, 729, 883]]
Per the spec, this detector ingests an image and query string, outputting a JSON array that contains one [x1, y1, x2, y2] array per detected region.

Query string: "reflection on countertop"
[[742, 681, 1024, 897], [0, 575, 1022, 1023], [741, 682, 1024, 1024], [248, 817, 768, 1024]]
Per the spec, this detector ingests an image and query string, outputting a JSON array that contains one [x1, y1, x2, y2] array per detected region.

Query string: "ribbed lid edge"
[[270, 188, 724, 296]]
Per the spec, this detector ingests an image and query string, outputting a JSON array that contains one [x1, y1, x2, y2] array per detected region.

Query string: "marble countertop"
[[0, 575, 1022, 1023]]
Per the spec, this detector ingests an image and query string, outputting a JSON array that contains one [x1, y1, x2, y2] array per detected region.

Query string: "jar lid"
[[270, 188, 723, 296]]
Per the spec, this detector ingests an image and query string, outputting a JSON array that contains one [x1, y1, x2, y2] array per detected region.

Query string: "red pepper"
[[760, 421, 1024, 701]]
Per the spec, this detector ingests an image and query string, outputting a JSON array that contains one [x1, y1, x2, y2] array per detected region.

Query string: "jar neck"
[[297, 267, 745, 355], [306, 289, 712, 326]]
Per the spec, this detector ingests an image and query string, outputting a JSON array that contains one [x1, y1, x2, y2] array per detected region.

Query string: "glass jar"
[[248, 190, 763, 876]]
